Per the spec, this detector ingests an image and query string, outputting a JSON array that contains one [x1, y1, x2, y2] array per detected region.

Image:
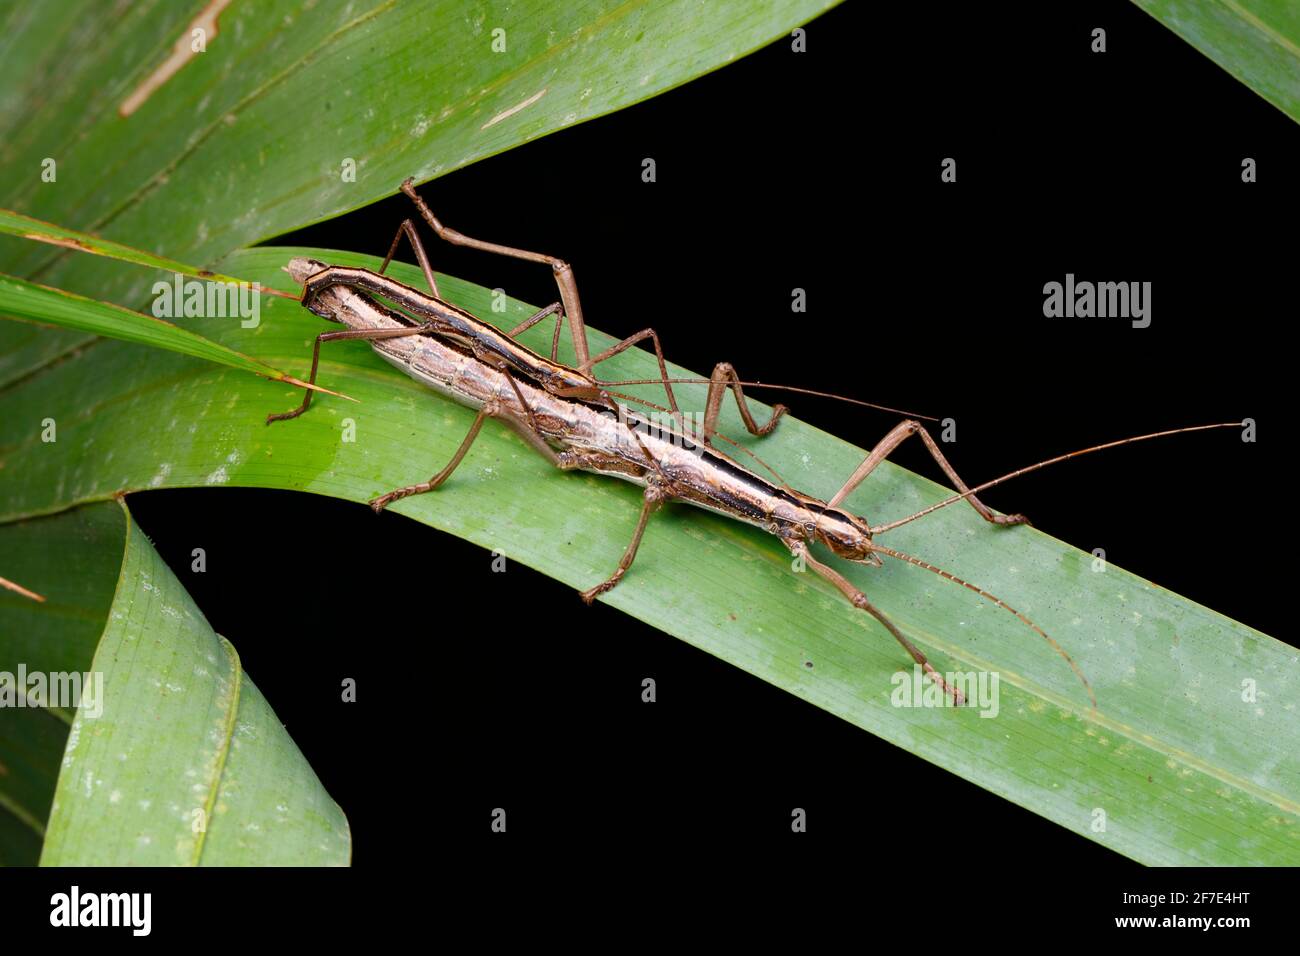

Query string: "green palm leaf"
[[2, 248, 1294, 865]]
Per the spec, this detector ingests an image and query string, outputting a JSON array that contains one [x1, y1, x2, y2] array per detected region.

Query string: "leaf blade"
[[2, 248, 1294, 864], [0, 0, 837, 303], [0, 501, 133, 865], [0, 208, 264, 289], [0, 271, 334, 394], [1131, 0, 1300, 123], [31, 500, 350, 867]]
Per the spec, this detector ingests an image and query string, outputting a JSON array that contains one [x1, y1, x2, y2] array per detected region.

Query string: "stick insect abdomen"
[[581, 418, 877, 564]]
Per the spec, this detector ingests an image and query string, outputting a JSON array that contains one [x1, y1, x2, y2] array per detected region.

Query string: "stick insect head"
[[285, 257, 345, 323], [811, 507, 882, 567]]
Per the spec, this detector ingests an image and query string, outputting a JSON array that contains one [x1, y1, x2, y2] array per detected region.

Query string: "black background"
[[21, 0, 1294, 936]]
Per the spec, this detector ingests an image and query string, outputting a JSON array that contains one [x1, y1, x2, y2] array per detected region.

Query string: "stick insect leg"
[[586, 328, 682, 423], [265, 324, 435, 423], [400, 178, 592, 368], [378, 219, 439, 295], [370, 368, 555, 511], [701, 362, 788, 445], [787, 540, 965, 706], [370, 407, 490, 512], [827, 419, 1028, 526], [506, 301, 567, 361], [580, 483, 667, 604]]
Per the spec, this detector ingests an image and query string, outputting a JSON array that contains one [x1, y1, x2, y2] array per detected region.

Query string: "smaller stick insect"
[[268, 179, 1242, 708]]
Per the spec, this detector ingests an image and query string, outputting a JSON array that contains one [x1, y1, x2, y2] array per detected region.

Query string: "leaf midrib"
[[191, 633, 242, 866], [1216, 0, 1300, 60]]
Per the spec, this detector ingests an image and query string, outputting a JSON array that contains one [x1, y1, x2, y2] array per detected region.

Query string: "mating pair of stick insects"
[[268, 179, 1240, 707]]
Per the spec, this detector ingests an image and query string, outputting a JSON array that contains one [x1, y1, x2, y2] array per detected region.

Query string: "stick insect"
[[267, 179, 1241, 707]]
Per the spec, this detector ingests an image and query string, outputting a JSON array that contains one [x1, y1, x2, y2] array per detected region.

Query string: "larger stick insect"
[[268, 179, 1239, 707]]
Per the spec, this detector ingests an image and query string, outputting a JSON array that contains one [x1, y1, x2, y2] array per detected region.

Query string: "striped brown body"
[[287, 258, 877, 561]]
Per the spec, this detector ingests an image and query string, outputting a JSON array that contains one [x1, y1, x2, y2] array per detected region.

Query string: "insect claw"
[[924, 664, 965, 706], [581, 574, 623, 604], [995, 513, 1031, 527]]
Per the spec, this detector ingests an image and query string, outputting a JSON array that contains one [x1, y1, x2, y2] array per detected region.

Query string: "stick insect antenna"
[[871, 422, 1244, 535], [0, 574, 46, 602], [598, 378, 939, 421], [869, 543, 1097, 709]]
